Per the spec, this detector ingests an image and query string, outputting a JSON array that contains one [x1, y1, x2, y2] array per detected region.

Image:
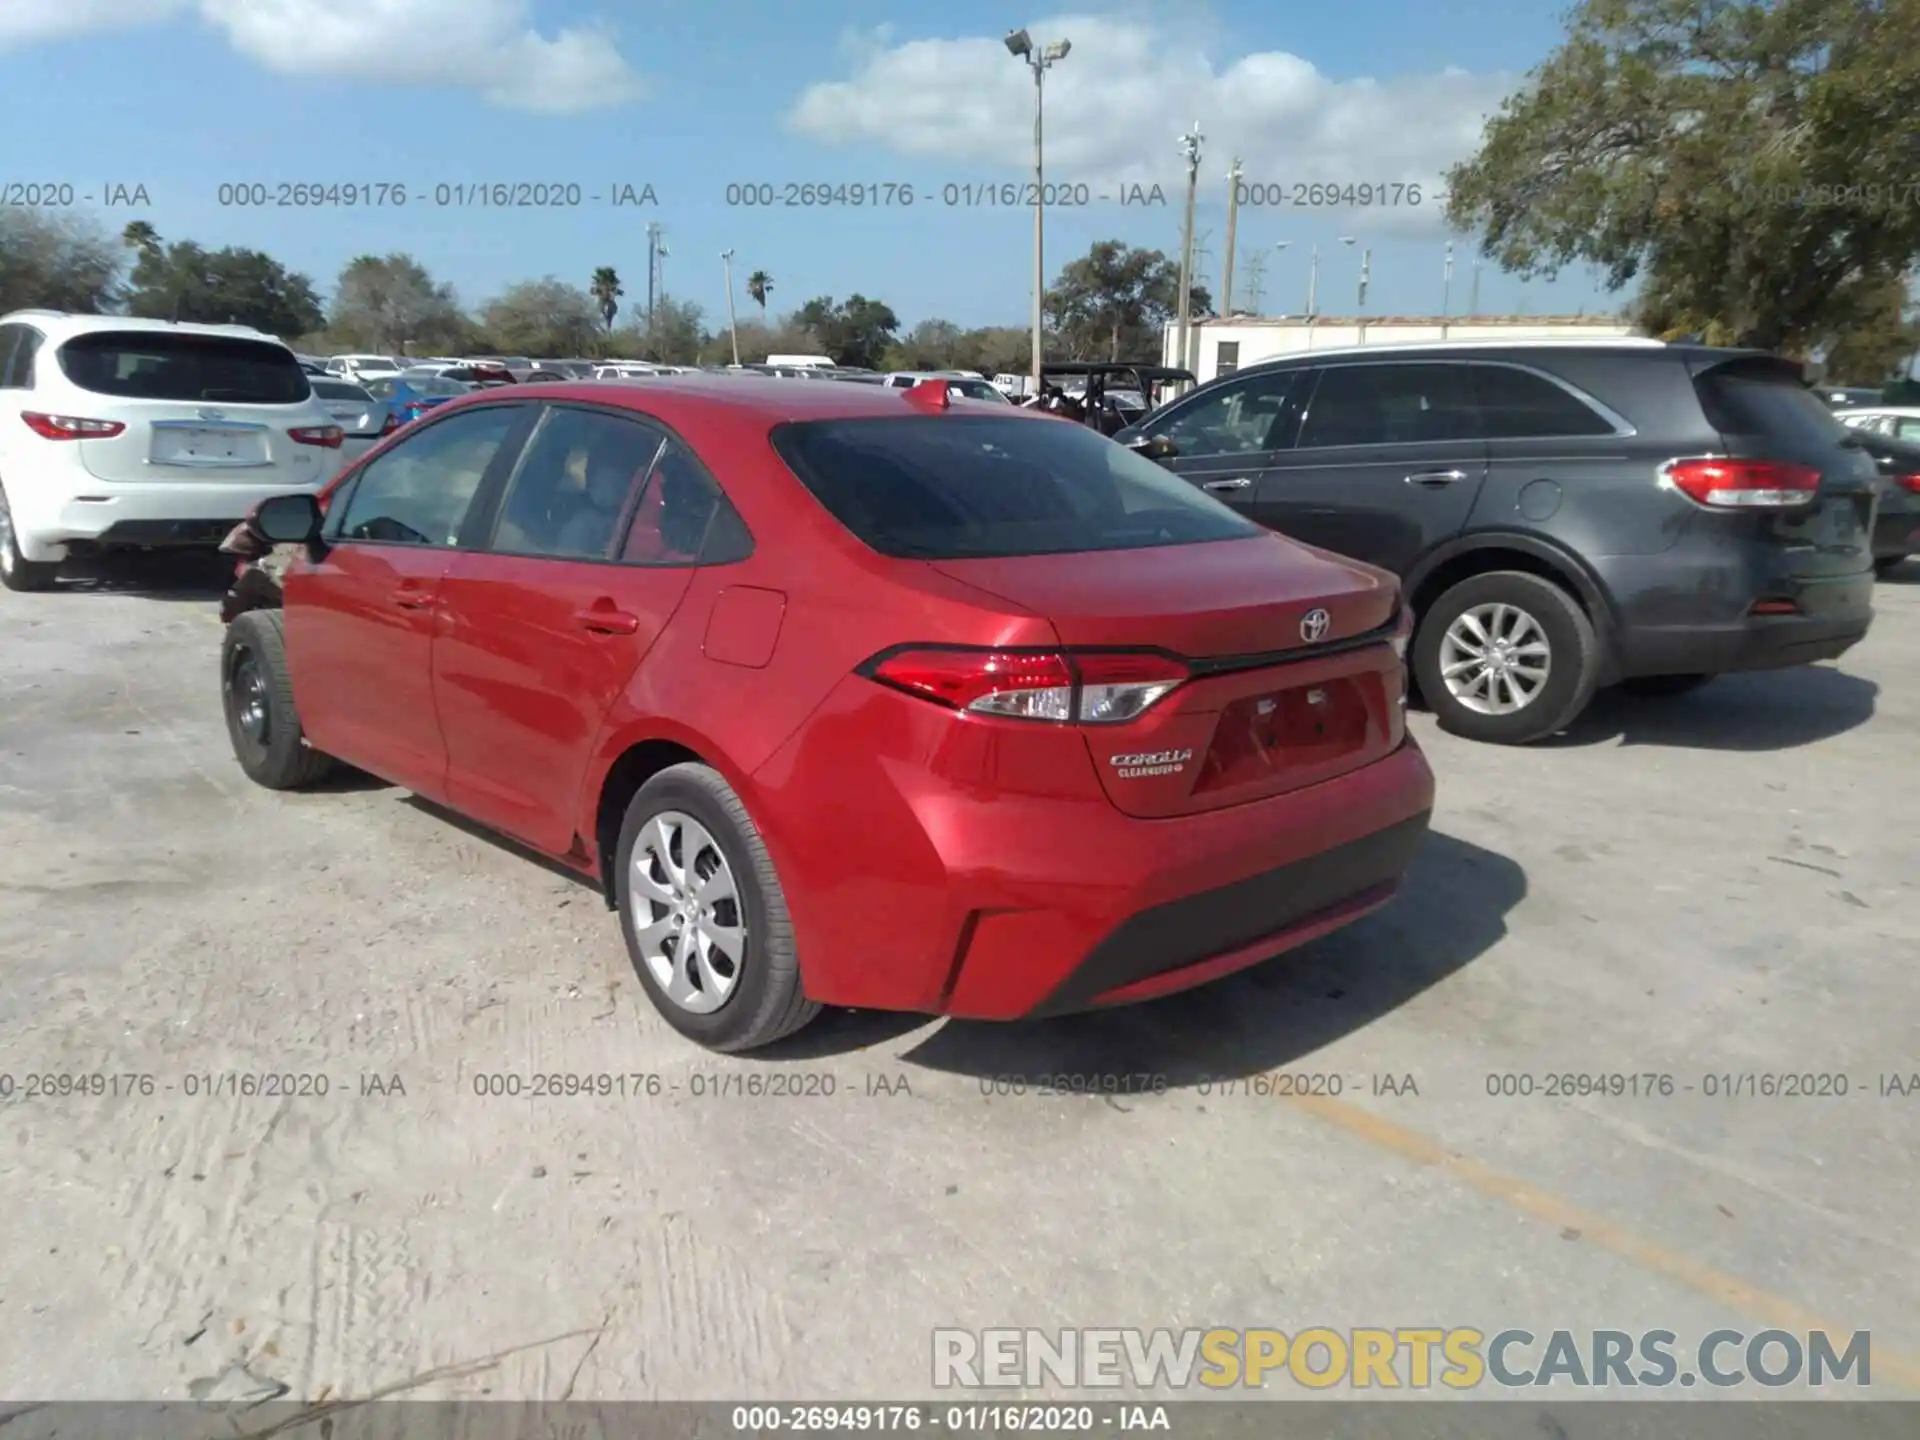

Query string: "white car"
[[1835, 406, 1920, 442], [327, 353, 405, 382], [881, 370, 1012, 403], [0, 311, 339, 591]]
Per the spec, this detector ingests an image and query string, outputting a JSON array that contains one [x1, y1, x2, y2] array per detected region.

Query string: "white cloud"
[[0, 0, 643, 112], [787, 17, 1513, 233], [0, 0, 182, 47]]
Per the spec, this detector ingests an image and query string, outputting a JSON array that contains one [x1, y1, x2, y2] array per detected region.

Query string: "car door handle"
[[575, 603, 640, 635], [1405, 469, 1468, 487], [391, 587, 436, 609], [1202, 477, 1253, 492]]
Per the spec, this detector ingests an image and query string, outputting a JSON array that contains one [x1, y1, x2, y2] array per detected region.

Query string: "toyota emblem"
[[1300, 608, 1331, 643]]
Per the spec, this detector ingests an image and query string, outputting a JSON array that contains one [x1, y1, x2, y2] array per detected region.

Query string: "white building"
[[1163, 315, 1640, 386]]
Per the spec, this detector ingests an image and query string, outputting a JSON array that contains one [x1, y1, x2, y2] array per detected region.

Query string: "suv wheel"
[[1413, 571, 1600, 745], [0, 480, 60, 593], [221, 610, 334, 788], [614, 763, 819, 1052]]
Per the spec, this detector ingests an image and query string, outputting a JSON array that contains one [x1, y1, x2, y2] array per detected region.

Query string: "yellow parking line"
[[1286, 1093, 1920, 1392]]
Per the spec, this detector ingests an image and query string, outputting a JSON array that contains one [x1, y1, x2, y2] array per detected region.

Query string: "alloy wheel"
[[629, 810, 745, 1014], [1439, 602, 1552, 715]]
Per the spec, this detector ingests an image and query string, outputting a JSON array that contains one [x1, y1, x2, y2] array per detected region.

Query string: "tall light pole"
[[1357, 247, 1372, 313], [1306, 243, 1318, 318], [720, 249, 741, 366], [1221, 158, 1243, 317], [1007, 28, 1070, 396], [1442, 240, 1455, 317], [1469, 257, 1483, 316], [645, 222, 663, 329], [1175, 122, 1204, 374]]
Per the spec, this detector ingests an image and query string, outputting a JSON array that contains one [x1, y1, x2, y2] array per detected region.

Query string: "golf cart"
[[1037, 361, 1195, 436]]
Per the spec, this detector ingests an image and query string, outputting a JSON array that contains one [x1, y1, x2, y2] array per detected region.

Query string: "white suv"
[[0, 311, 339, 591]]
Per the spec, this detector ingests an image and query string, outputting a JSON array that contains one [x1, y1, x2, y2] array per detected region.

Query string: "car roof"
[[0, 310, 292, 346], [432, 373, 1047, 426], [1231, 337, 1775, 372]]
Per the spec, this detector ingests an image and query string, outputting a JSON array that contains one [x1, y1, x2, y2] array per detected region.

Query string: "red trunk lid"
[[931, 535, 1408, 818]]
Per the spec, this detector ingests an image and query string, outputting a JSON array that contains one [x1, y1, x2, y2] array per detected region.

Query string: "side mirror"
[[254, 492, 324, 546]]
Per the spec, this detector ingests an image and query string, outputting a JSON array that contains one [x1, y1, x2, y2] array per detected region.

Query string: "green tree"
[[328, 254, 467, 354], [1446, 0, 1920, 353], [480, 277, 602, 357], [1818, 271, 1920, 385], [120, 232, 324, 337], [590, 266, 623, 332], [746, 269, 773, 316], [1044, 241, 1200, 361], [610, 297, 707, 364], [793, 294, 900, 369], [0, 209, 122, 314]]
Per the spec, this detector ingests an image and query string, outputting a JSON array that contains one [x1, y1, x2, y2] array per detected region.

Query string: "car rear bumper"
[[1609, 570, 1873, 677], [754, 699, 1436, 1020], [14, 476, 327, 560]]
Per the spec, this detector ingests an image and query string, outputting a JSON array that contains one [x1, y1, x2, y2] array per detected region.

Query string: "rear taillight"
[[290, 425, 344, 449], [1896, 473, 1920, 494], [1662, 458, 1820, 509], [380, 412, 400, 434], [864, 647, 1188, 724], [22, 411, 125, 440]]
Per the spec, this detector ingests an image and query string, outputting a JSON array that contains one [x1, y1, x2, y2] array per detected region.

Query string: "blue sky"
[[1, 0, 1620, 332]]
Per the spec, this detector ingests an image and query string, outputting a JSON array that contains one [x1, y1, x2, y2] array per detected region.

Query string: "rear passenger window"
[[620, 437, 750, 565], [0, 326, 43, 389], [334, 405, 521, 547], [1297, 364, 1479, 447], [1470, 365, 1615, 438]]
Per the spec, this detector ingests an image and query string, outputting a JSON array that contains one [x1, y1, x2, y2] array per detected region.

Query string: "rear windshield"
[[311, 379, 371, 401], [58, 333, 310, 404], [1696, 360, 1847, 449], [770, 415, 1264, 559]]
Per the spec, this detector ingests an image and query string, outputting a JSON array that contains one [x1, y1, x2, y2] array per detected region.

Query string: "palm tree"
[[590, 266, 623, 332], [120, 220, 161, 259], [746, 269, 772, 317]]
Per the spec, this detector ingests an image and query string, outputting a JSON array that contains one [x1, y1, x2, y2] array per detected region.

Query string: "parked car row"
[[0, 309, 1892, 1059]]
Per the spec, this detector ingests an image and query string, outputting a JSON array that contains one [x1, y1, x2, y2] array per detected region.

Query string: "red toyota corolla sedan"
[[218, 375, 1435, 1051]]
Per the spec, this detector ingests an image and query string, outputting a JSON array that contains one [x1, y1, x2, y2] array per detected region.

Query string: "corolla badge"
[[1300, 607, 1331, 643], [1110, 748, 1193, 779]]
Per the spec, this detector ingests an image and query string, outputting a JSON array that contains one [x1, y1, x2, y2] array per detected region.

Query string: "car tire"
[[0, 480, 60, 593], [1873, 555, 1907, 577], [614, 762, 819, 1052], [1619, 673, 1714, 698], [220, 610, 334, 789], [1413, 570, 1600, 745]]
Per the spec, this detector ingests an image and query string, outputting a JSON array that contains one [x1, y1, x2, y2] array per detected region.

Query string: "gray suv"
[[1120, 340, 1879, 744]]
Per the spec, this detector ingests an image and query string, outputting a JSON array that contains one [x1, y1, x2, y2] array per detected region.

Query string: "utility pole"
[[1442, 240, 1454, 318], [1469, 258, 1483, 316], [1306, 244, 1319, 318], [645, 222, 662, 328], [1357, 247, 1371, 313], [1175, 122, 1203, 377], [1221, 158, 1243, 317], [721, 249, 740, 365]]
